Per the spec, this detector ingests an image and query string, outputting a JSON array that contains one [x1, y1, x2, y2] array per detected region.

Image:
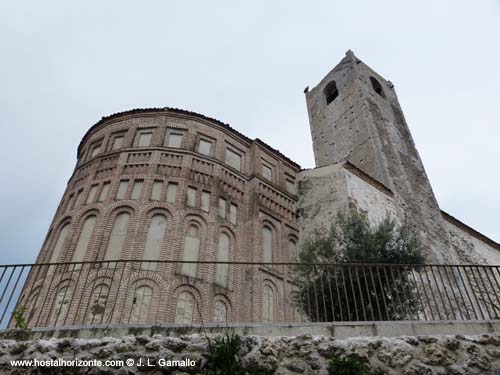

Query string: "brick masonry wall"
[[19, 110, 300, 328]]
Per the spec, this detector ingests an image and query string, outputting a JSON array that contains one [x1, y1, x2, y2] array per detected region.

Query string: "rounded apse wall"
[[24, 108, 300, 327]]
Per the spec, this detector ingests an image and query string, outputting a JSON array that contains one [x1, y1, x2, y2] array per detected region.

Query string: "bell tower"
[[304, 50, 455, 262]]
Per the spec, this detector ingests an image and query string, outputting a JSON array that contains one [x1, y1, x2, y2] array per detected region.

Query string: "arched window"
[[215, 233, 230, 287], [51, 286, 72, 326], [324, 80, 339, 105], [88, 283, 110, 324], [175, 291, 195, 324], [26, 288, 41, 326], [262, 285, 275, 322], [48, 223, 70, 272], [131, 285, 153, 323], [142, 214, 167, 270], [104, 212, 130, 261], [214, 300, 228, 323], [263, 226, 273, 263], [181, 225, 200, 277], [288, 239, 297, 261], [72, 216, 97, 266], [370, 76, 385, 98]]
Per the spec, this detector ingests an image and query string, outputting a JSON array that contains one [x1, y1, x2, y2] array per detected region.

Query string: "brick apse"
[[18, 105, 301, 327]]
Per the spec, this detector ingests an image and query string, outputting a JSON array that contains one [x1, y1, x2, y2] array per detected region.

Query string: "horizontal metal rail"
[[1, 260, 499, 330]]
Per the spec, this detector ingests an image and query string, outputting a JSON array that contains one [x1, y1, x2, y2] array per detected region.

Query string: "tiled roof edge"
[[78, 107, 301, 169]]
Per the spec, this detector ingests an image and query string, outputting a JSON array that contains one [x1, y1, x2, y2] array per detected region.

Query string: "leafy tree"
[[293, 211, 425, 321]]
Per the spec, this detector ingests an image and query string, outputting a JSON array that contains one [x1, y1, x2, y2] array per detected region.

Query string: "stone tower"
[[302, 50, 456, 262]]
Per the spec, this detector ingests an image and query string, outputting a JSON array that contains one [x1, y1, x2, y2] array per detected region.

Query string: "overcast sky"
[[1, 0, 499, 265]]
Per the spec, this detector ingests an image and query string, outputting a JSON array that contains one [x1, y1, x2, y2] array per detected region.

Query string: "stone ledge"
[[2, 320, 499, 340]]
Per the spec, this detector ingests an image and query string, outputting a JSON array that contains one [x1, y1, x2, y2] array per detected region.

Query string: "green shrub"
[[328, 355, 373, 375], [12, 307, 28, 330], [206, 332, 268, 375]]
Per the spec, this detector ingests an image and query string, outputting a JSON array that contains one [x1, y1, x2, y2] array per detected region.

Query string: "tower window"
[[324, 81, 339, 105], [370, 77, 385, 98]]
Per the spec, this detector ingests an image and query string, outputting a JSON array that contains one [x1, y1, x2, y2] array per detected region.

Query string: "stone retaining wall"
[[1, 332, 500, 374]]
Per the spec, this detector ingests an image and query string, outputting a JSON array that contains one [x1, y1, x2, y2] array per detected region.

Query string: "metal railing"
[[1, 260, 500, 329]]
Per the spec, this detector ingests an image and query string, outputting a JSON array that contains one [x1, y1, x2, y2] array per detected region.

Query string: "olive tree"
[[293, 211, 425, 321]]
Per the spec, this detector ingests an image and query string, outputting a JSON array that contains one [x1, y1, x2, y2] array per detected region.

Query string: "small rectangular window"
[[151, 181, 162, 201], [90, 143, 101, 158], [225, 148, 241, 171], [198, 139, 212, 156], [262, 164, 273, 181], [230, 203, 238, 225], [166, 182, 178, 203], [111, 135, 124, 150], [168, 133, 183, 148], [187, 187, 197, 207], [219, 197, 226, 218], [73, 189, 84, 208], [131, 180, 144, 200], [137, 131, 153, 147], [116, 180, 129, 200], [99, 182, 110, 201], [86, 185, 98, 204], [201, 191, 210, 212], [66, 193, 75, 212], [286, 178, 296, 194]]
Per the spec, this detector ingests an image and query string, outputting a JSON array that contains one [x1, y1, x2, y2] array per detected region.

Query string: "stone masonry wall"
[[304, 51, 459, 264], [2, 332, 500, 374], [297, 163, 398, 247]]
